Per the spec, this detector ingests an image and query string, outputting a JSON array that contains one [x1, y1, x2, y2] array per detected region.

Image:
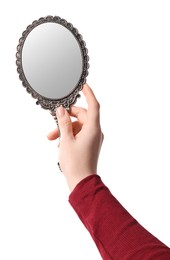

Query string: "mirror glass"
[[16, 16, 89, 115], [22, 23, 83, 99]]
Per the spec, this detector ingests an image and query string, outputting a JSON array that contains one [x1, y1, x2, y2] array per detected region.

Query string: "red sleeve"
[[69, 175, 170, 260]]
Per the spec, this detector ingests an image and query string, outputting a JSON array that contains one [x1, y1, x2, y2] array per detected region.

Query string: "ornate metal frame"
[[16, 15, 89, 118]]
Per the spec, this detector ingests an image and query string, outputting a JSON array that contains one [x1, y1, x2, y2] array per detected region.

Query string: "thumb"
[[56, 106, 73, 139]]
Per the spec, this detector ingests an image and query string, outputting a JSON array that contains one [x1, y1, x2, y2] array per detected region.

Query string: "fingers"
[[47, 128, 59, 140], [47, 121, 82, 141], [56, 106, 73, 139], [47, 106, 85, 141], [72, 121, 83, 136], [47, 84, 100, 140], [70, 106, 87, 124], [82, 84, 100, 123]]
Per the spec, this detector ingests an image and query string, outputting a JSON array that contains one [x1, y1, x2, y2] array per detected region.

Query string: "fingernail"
[[57, 106, 65, 117]]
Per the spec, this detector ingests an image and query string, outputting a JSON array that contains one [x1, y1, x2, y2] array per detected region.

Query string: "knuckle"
[[94, 100, 100, 110], [61, 118, 71, 127], [89, 125, 102, 137], [101, 132, 104, 142]]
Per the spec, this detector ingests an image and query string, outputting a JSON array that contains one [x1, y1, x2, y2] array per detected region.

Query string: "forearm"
[[69, 175, 170, 260]]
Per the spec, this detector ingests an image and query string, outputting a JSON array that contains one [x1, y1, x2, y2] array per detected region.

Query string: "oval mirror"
[[16, 16, 89, 122]]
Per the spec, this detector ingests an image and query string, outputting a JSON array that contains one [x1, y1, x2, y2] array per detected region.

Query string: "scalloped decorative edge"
[[16, 15, 89, 113]]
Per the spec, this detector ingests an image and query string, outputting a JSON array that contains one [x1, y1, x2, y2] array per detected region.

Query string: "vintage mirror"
[[16, 16, 89, 123]]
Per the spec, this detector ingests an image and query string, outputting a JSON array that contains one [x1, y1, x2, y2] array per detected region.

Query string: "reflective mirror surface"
[[22, 23, 83, 99]]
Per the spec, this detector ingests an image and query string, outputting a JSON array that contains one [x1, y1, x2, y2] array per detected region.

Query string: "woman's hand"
[[47, 84, 104, 192]]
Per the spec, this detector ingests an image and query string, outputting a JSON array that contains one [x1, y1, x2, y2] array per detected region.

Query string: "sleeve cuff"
[[69, 174, 101, 206]]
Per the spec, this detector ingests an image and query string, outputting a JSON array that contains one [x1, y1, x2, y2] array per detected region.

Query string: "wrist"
[[65, 173, 96, 192]]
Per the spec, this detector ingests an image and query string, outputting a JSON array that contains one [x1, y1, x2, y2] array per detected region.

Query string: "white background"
[[0, 0, 170, 259]]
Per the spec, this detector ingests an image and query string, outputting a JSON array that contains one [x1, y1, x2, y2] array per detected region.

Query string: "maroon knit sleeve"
[[69, 175, 170, 260]]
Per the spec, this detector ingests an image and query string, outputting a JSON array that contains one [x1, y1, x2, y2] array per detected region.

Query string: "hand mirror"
[[16, 16, 89, 123]]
